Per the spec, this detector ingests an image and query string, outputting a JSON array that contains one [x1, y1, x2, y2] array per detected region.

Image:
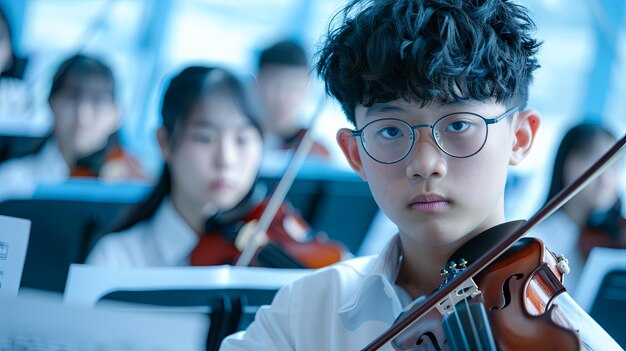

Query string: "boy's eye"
[[377, 126, 404, 139], [444, 120, 471, 133]]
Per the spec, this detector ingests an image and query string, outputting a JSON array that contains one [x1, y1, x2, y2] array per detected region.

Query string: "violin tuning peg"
[[557, 254, 570, 275], [458, 258, 467, 268]]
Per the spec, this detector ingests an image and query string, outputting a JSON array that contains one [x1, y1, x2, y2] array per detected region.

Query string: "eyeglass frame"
[[351, 106, 521, 164]]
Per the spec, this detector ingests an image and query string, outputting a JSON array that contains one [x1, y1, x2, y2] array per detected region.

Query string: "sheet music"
[[0, 289, 207, 350], [0, 215, 30, 296], [64, 264, 311, 306]]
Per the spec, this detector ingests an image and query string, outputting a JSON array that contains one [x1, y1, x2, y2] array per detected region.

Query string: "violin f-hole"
[[415, 332, 443, 351], [490, 273, 524, 311]]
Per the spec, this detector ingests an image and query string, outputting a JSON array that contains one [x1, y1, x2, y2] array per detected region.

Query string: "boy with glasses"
[[221, 0, 621, 349]]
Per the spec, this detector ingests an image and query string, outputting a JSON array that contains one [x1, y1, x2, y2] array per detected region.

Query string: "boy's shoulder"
[[306, 255, 377, 280], [284, 253, 385, 310], [289, 234, 402, 295]]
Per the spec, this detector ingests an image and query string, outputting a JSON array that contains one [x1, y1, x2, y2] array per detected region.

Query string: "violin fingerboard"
[[442, 302, 496, 351]]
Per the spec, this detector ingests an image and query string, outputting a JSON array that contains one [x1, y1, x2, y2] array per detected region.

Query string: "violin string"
[[462, 293, 484, 351], [450, 292, 471, 351]]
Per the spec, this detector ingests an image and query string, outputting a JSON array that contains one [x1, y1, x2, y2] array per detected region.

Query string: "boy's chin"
[[401, 229, 466, 248]]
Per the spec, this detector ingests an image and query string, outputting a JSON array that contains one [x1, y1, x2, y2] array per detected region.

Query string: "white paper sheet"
[[64, 264, 311, 306], [0, 289, 207, 350], [0, 215, 30, 296]]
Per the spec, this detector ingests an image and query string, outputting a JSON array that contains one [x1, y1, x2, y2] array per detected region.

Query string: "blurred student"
[[0, 54, 144, 199], [256, 40, 330, 160], [86, 65, 345, 268], [0, 6, 34, 123], [531, 122, 624, 291]]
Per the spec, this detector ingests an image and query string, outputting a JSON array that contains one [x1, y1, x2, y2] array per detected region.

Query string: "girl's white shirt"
[[85, 198, 199, 268]]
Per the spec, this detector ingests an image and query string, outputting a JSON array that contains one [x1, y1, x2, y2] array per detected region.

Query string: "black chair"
[[99, 287, 280, 351], [0, 198, 136, 292], [0, 135, 48, 163]]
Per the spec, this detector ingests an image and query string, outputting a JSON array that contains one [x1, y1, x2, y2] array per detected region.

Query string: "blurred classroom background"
[[0, 0, 625, 349], [1, 0, 624, 217]]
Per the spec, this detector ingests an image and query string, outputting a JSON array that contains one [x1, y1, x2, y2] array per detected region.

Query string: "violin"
[[189, 199, 345, 269], [362, 133, 626, 351]]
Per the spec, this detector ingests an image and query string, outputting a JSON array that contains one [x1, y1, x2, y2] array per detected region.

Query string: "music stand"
[[64, 265, 311, 351], [574, 247, 626, 348]]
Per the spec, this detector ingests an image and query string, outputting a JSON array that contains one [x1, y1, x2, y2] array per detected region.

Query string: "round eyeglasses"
[[351, 106, 520, 164]]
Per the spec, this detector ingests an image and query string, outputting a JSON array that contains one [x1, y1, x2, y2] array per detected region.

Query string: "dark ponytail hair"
[[108, 66, 263, 233], [545, 122, 617, 205]]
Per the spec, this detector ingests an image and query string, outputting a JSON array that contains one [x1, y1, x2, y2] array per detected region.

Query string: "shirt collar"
[[338, 234, 405, 318], [151, 198, 200, 266]]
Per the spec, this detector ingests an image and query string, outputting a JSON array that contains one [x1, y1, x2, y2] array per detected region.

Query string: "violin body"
[[474, 237, 580, 350], [392, 236, 581, 350], [190, 200, 346, 268]]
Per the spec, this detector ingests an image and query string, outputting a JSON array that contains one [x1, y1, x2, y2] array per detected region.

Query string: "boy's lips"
[[408, 193, 450, 212]]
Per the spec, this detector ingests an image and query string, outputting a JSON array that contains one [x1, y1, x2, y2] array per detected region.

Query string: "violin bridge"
[[435, 278, 481, 316]]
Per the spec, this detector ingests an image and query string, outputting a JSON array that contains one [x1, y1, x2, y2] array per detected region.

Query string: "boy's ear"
[[509, 109, 541, 166], [157, 127, 171, 161], [337, 128, 367, 180]]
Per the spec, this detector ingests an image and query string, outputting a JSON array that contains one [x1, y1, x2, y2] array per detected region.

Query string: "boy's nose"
[[405, 138, 447, 180]]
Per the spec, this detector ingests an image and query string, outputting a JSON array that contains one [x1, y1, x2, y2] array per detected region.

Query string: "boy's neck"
[[395, 226, 495, 299], [396, 238, 456, 299]]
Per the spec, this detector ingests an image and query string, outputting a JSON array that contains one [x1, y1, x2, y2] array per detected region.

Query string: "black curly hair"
[[316, 0, 542, 125]]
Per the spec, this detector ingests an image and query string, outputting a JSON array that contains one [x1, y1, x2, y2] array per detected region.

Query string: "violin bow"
[[362, 133, 626, 350], [235, 96, 327, 266]]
